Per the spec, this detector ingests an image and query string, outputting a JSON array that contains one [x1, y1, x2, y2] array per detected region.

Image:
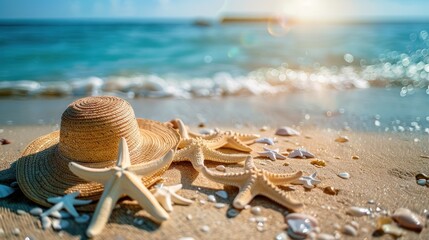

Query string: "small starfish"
[[151, 184, 193, 212], [172, 119, 250, 170], [254, 137, 276, 145], [40, 192, 91, 218], [69, 138, 172, 237], [200, 156, 303, 211], [288, 148, 315, 159], [257, 147, 286, 161], [292, 172, 321, 189]]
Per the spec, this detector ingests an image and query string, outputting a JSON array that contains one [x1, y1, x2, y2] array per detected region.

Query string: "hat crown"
[[58, 96, 142, 163]]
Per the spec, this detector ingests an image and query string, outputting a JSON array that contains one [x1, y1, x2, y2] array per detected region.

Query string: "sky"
[[0, 0, 428, 21]]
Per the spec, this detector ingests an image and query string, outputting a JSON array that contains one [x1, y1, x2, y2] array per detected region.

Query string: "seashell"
[[415, 173, 429, 180], [342, 224, 358, 236], [417, 179, 426, 186], [286, 213, 318, 239], [346, 207, 370, 217], [214, 203, 225, 209], [392, 208, 424, 232], [215, 165, 226, 172], [12, 228, 20, 236], [382, 224, 405, 237], [207, 195, 216, 203], [275, 127, 300, 136], [0, 184, 15, 198], [338, 172, 350, 179], [215, 190, 228, 199], [335, 136, 349, 143], [311, 159, 326, 168], [30, 207, 43, 216], [323, 186, 338, 195], [75, 214, 90, 223], [352, 155, 359, 160], [41, 216, 52, 230], [251, 206, 261, 216]]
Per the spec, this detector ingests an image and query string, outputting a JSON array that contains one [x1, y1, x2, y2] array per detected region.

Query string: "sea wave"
[[1, 61, 429, 98]]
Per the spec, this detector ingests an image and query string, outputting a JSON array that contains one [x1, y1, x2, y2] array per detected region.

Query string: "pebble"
[[186, 214, 193, 220], [251, 206, 261, 216], [214, 203, 225, 209], [392, 208, 424, 232], [41, 216, 52, 230], [311, 159, 326, 168], [323, 186, 338, 195], [335, 136, 349, 143], [0, 138, 11, 145], [352, 155, 359, 160], [215, 165, 226, 172], [207, 195, 216, 203], [275, 127, 300, 136], [227, 208, 239, 218], [367, 199, 375, 204], [199, 200, 206, 205], [12, 228, 20, 236], [338, 172, 350, 179], [30, 207, 43, 216], [286, 213, 318, 239], [260, 126, 269, 132], [256, 222, 265, 232], [346, 207, 370, 217], [342, 224, 358, 236], [200, 225, 210, 233], [17, 209, 27, 215], [350, 221, 359, 229], [75, 214, 90, 223], [417, 179, 426, 186], [316, 233, 335, 240], [215, 190, 228, 199]]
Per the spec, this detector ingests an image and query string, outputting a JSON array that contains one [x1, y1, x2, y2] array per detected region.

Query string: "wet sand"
[[0, 93, 429, 239]]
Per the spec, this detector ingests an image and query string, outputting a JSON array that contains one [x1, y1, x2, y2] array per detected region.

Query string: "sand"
[[0, 94, 429, 239]]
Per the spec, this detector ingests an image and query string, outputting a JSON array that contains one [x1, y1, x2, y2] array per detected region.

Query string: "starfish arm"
[[173, 145, 198, 162], [156, 194, 173, 212], [63, 201, 80, 218], [73, 199, 93, 205], [265, 171, 303, 185], [116, 137, 131, 168], [46, 196, 63, 204], [68, 162, 113, 184], [224, 136, 253, 152], [174, 119, 190, 139], [232, 182, 256, 209], [86, 177, 121, 238], [244, 157, 255, 170], [200, 166, 248, 187], [128, 150, 174, 176], [224, 131, 260, 144], [124, 172, 170, 222], [168, 184, 183, 192], [40, 202, 64, 218], [203, 135, 229, 149], [274, 153, 287, 160], [259, 180, 303, 211], [171, 193, 193, 206], [202, 146, 248, 164]]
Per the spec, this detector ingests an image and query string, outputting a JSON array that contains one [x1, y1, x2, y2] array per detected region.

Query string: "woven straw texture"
[[15, 96, 180, 208]]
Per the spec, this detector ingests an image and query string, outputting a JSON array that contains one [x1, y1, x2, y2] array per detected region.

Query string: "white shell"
[[41, 216, 52, 230], [338, 172, 350, 179], [275, 127, 300, 136], [392, 208, 424, 232], [30, 207, 43, 216], [346, 207, 370, 217], [286, 213, 318, 239], [0, 184, 15, 198], [342, 224, 358, 236], [207, 195, 216, 203]]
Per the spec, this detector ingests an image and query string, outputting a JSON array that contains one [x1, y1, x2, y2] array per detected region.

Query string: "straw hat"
[[16, 96, 180, 207]]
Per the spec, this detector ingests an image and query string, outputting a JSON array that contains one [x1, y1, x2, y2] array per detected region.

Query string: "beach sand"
[[0, 94, 428, 239]]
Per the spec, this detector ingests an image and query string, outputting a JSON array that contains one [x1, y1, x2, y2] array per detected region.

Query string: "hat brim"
[[16, 119, 180, 208]]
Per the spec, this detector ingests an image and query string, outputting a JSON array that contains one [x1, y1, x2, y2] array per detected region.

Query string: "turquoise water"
[[1, 20, 429, 97]]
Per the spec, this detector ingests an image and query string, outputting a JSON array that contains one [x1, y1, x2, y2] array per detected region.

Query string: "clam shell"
[[0, 184, 15, 198], [346, 207, 370, 217], [275, 127, 300, 136], [392, 208, 424, 232]]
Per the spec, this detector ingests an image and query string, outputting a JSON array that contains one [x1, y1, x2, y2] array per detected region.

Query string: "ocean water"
[[1, 20, 429, 98]]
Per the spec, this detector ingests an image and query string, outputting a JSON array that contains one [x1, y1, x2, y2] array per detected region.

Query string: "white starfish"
[[288, 148, 315, 159], [257, 147, 286, 161], [292, 172, 321, 189], [254, 137, 276, 145], [40, 192, 91, 218], [151, 184, 193, 212], [69, 137, 172, 237]]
